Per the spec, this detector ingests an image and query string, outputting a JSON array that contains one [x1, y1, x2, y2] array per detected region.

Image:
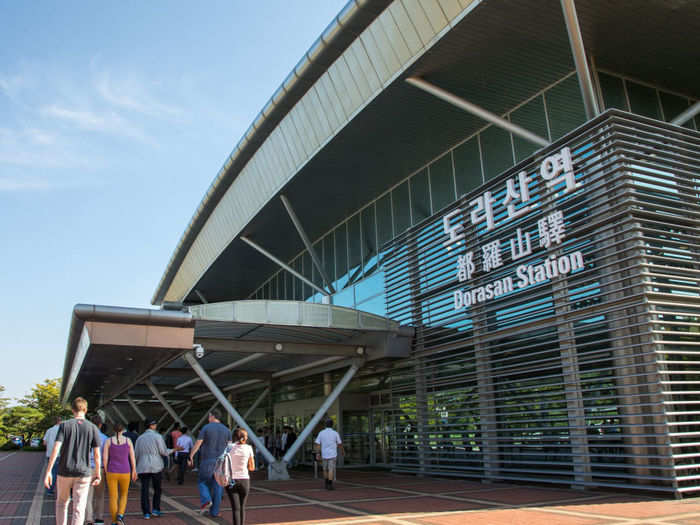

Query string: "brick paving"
[[7, 450, 700, 524]]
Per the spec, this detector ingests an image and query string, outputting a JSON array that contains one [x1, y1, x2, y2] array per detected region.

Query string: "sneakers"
[[199, 500, 212, 514], [151, 510, 161, 517], [143, 514, 150, 520], [116, 515, 125, 524]]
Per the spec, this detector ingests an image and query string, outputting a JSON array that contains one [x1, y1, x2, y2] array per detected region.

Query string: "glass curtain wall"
[[251, 70, 698, 318]]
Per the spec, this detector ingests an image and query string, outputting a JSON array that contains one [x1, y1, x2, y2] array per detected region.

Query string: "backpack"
[[213, 443, 235, 487]]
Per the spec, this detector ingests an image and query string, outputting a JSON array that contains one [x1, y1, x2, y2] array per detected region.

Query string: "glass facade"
[[250, 69, 698, 316]]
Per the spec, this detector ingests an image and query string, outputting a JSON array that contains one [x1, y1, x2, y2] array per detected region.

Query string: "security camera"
[[194, 344, 205, 359]]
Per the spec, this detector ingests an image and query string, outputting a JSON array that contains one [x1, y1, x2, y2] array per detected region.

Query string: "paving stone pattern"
[[5, 450, 700, 524]]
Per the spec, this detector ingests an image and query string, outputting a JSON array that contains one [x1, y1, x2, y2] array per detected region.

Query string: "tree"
[[0, 386, 8, 445], [17, 378, 71, 439], [3, 405, 44, 440]]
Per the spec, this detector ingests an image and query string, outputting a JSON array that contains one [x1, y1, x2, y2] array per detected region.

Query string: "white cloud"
[[40, 104, 153, 144], [94, 70, 184, 119], [0, 176, 53, 191]]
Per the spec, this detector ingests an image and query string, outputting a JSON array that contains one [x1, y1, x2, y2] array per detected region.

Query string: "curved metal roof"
[[152, 0, 700, 305], [152, 0, 395, 304], [152, 0, 478, 304]]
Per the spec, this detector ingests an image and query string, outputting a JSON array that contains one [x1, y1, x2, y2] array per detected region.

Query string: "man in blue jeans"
[[188, 410, 231, 517]]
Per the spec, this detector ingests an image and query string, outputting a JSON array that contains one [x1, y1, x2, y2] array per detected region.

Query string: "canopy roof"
[[61, 302, 412, 411]]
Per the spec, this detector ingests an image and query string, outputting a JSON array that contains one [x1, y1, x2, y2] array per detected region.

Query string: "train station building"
[[60, 0, 700, 496]]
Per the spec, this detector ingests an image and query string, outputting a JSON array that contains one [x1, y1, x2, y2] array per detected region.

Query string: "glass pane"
[[627, 81, 660, 119], [335, 223, 348, 289], [302, 251, 312, 299], [361, 204, 377, 276], [334, 285, 354, 309], [392, 181, 411, 235], [410, 168, 430, 224], [659, 91, 692, 127], [429, 152, 455, 212], [267, 279, 275, 300], [276, 272, 283, 300], [285, 270, 293, 300], [511, 95, 548, 161], [545, 75, 586, 140], [598, 72, 627, 111], [480, 125, 513, 181], [347, 214, 362, 284], [292, 258, 302, 301], [376, 193, 393, 249], [323, 233, 335, 286], [356, 293, 386, 317], [355, 271, 384, 303], [453, 137, 482, 197]]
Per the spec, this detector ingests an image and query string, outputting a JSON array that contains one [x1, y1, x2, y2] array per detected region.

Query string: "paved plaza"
[[5, 450, 700, 524]]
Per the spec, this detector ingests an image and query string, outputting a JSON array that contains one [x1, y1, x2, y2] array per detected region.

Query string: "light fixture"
[[356, 346, 365, 355], [274, 343, 283, 352]]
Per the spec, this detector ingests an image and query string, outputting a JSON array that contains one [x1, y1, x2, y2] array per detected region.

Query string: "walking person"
[[44, 397, 102, 525], [187, 409, 231, 517], [314, 419, 344, 490], [175, 427, 193, 485], [103, 423, 137, 525], [224, 428, 255, 525], [134, 419, 175, 519], [42, 417, 62, 496], [86, 416, 108, 525]]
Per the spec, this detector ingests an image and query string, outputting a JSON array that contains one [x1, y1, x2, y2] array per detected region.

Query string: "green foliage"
[[1, 379, 71, 444], [3, 405, 44, 439]]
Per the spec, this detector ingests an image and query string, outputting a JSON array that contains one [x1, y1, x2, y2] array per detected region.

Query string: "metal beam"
[[280, 194, 335, 294], [194, 289, 208, 304], [243, 387, 270, 420], [183, 351, 276, 466], [671, 100, 700, 126], [165, 404, 192, 434], [157, 410, 170, 426], [191, 400, 220, 436], [145, 379, 185, 427], [174, 352, 265, 390], [110, 403, 129, 426], [560, 0, 600, 119], [406, 77, 550, 148], [195, 337, 364, 357], [126, 396, 146, 420], [240, 236, 330, 297], [283, 361, 362, 464]]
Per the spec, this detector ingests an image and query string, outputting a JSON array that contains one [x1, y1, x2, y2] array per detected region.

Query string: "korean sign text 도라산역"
[[442, 147, 586, 310]]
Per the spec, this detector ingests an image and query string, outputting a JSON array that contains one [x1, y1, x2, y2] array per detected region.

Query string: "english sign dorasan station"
[[442, 147, 585, 310]]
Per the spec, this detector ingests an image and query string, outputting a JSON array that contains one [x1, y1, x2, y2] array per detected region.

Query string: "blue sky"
[[0, 0, 347, 402]]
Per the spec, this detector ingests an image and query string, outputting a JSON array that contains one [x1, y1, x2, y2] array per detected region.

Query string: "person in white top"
[[175, 427, 194, 485], [314, 419, 344, 490], [225, 428, 255, 525], [43, 417, 62, 495]]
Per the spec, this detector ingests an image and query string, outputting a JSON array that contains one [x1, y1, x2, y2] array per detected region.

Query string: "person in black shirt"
[[45, 396, 101, 525]]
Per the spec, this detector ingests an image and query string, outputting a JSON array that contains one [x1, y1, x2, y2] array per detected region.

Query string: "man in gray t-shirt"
[[188, 410, 231, 517]]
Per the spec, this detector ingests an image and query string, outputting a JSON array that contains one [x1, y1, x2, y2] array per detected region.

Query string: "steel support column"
[[280, 194, 335, 294], [560, 0, 600, 119], [183, 352, 277, 470], [240, 236, 330, 297], [282, 361, 362, 468], [671, 100, 700, 126], [175, 353, 265, 391], [406, 77, 550, 147], [191, 400, 220, 436], [110, 403, 129, 426], [244, 387, 270, 420], [126, 396, 146, 421], [165, 404, 193, 434], [145, 380, 185, 427]]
